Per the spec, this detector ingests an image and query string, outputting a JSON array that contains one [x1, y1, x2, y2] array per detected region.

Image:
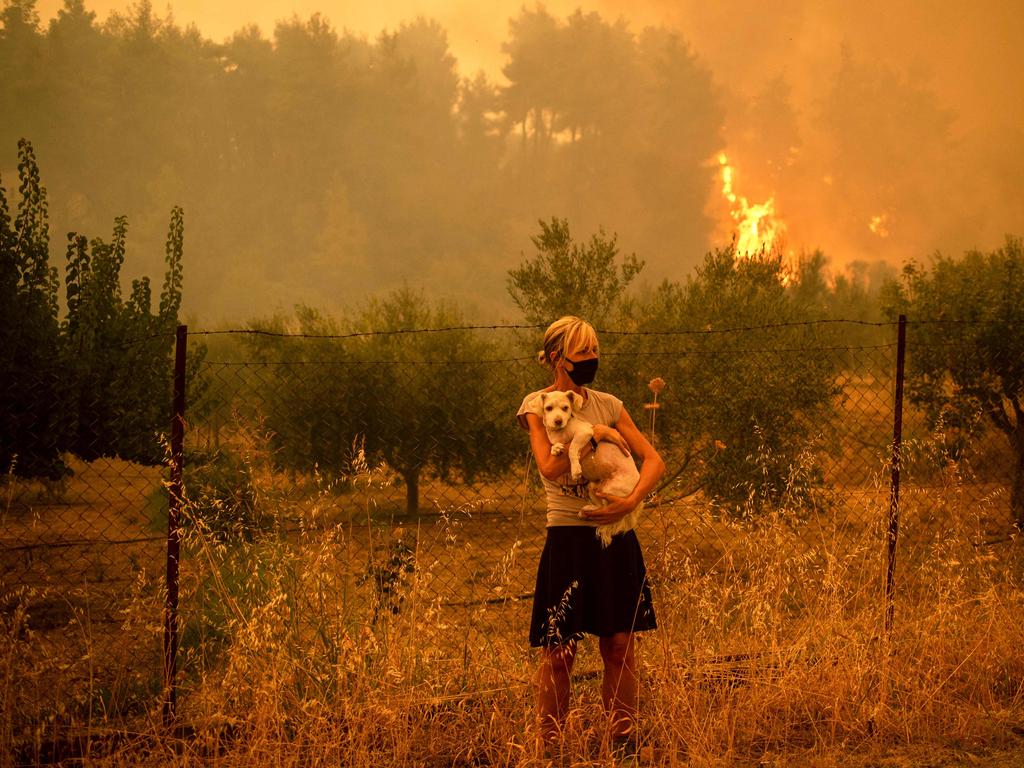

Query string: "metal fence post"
[[885, 315, 907, 634], [164, 324, 187, 725]]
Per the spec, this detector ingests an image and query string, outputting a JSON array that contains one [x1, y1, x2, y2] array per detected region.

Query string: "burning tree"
[[883, 236, 1024, 528]]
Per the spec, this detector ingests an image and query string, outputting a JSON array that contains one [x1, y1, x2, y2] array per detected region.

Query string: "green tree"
[[60, 205, 185, 464], [241, 306, 358, 477], [506, 217, 644, 325], [883, 236, 1024, 528], [349, 289, 522, 516], [248, 289, 523, 517], [1, 139, 185, 476], [0, 138, 63, 478], [613, 247, 840, 513]]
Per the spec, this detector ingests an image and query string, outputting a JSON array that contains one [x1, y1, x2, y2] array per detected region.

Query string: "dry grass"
[[3, 432, 1024, 766]]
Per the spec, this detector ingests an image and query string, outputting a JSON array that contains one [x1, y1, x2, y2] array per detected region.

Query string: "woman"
[[516, 315, 665, 753]]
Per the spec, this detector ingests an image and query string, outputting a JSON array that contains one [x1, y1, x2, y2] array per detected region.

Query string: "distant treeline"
[[0, 0, 728, 317]]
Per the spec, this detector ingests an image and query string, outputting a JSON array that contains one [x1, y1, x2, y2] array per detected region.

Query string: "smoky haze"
[[9, 0, 1023, 321]]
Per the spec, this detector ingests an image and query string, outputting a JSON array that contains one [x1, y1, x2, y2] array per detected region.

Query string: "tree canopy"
[[883, 236, 1024, 527], [0, 137, 186, 477], [0, 1, 723, 317], [506, 217, 644, 325], [608, 247, 842, 512], [245, 288, 524, 517]]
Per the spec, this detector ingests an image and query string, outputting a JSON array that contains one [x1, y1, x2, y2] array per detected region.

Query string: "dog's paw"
[[569, 464, 583, 482], [550, 442, 565, 456]]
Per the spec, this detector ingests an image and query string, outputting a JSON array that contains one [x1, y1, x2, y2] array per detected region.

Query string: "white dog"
[[527, 390, 643, 547]]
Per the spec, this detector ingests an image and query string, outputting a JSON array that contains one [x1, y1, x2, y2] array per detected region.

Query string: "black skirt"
[[529, 526, 657, 648]]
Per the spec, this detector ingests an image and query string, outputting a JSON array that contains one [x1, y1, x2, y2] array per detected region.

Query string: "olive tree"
[[611, 247, 841, 513], [247, 289, 523, 517], [506, 217, 643, 325], [883, 236, 1024, 528]]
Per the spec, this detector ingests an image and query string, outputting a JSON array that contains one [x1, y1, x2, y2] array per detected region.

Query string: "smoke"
[[629, 0, 1024, 269], [31, 0, 1023, 283]]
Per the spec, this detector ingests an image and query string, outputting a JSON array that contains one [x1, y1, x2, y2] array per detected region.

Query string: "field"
[[3, 453, 1024, 766], [3, 369, 1024, 766]]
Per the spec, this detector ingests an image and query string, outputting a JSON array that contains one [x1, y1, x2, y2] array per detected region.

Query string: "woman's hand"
[[579, 491, 637, 524], [592, 424, 631, 456]]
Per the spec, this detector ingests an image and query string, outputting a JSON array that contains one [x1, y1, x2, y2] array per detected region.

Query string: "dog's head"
[[530, 390, 585, 431]]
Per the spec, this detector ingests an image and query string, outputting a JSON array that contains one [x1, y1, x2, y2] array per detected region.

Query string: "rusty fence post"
[[164, 324, 187, 726], [885, 315, 907, 634]]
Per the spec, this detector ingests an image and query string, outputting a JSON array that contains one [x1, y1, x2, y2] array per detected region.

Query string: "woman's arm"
[[525, 412, 576, 481], [581, 406, 666, 523]]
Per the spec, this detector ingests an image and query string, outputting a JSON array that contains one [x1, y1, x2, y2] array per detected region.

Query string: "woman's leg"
[[599, 632, 637, 739], [535, 640, 578, 741]]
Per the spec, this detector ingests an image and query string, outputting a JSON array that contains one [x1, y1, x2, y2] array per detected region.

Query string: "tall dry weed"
[[3, 425, 1023, 767]]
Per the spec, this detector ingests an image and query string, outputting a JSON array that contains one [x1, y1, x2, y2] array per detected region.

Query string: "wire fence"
[[2, 319, 1021, 760]]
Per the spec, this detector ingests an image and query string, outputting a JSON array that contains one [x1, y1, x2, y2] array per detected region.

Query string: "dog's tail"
[[595, 499, 645, 548]]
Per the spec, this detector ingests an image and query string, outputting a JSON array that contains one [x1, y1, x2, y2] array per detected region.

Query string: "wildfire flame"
[[868, 213, 890, 238], [717, 151, 785, 256]]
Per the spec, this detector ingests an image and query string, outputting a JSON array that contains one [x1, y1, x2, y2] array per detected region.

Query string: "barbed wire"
[[199, 343, 900, 367], [199, 357, 537, 367], [190, 324, 545, 340], [194, 319, 879, 340], [90, 317, 1023, 349]]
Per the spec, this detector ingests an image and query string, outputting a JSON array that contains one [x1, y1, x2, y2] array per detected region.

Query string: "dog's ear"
[[568, 391, 585, 412], [524, 393, 545, 416]]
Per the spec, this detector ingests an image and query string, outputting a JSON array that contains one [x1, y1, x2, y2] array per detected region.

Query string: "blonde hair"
[[537, 315, 598, 369]]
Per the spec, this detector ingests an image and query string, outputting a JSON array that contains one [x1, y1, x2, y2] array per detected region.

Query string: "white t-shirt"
[[517, 388, 624, 527]]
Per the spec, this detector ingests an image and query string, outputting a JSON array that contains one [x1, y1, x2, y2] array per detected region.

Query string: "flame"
[[868, 213, 891, 238], [717, 151, 785, 256]]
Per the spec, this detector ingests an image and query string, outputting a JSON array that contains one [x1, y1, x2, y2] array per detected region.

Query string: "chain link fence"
[[2, 320, 1020, 761]]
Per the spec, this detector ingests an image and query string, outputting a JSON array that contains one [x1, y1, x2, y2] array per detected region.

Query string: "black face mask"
[[565, 356, 599, 386]]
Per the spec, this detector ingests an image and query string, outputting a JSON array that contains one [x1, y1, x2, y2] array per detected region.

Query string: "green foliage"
[[883, 236, 1024, 526], [160, 205, 184, 322], [0, 138, 187, 478], [611, 246, 841, 513], [0, 138, 64, 478], [349, 289, 523, 515], [506, 217, 644, 324], [60, 206, 185, 464], [243, 306, 356, 476], [246, 288, 523, 517], [177, 537, 282, 667], [360, 535, 416, 622], [183, 448, 262, 541]]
